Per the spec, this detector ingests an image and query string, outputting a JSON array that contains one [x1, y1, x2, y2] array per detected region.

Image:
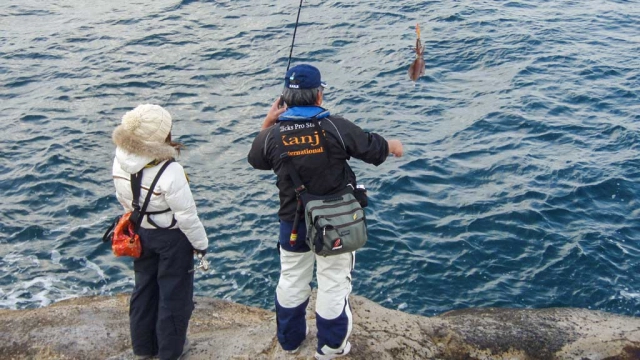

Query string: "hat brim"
[[320, 81, 328, 89]]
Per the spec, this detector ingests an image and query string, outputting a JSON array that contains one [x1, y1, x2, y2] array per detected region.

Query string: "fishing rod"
[[286, 0, 304, 72], [279, 0, 304, 108], [283, 0, 305, 246]]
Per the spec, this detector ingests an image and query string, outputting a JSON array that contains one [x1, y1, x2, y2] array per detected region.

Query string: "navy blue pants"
[[130, 228, 194, 360]]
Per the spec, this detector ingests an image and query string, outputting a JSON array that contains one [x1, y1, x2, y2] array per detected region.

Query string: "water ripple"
[[1, 0, 639, 317]]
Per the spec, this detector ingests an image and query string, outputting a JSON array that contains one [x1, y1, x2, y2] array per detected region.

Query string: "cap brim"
[[320, 81, 328, 89]]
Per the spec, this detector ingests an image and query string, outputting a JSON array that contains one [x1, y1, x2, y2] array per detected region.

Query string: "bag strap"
[[101, 215, 121, 243], [130, 159, 174, 231], [276, 125, 305, 194], [131, 171, 143, 214], [276, 121, 318, 246], [275, 117, 330, 193]]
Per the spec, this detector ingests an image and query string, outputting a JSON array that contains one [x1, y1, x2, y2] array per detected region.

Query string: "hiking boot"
[[284, 326, 309, 355], [314, 341, 351, 360]]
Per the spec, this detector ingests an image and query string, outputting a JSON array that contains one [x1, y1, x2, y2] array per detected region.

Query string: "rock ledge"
[[0, 294, 639, 360]]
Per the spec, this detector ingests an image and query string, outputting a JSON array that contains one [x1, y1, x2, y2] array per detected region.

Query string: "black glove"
[[194, 248, 207, 257]]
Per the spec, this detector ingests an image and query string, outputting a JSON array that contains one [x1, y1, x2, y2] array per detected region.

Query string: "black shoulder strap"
[[275, 124, 305, 192], [130, 159, 175, 231], [131, 172, 143, 213]]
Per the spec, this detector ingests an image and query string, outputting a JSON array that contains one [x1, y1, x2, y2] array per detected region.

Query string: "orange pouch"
[[111, 212, 142, 258]]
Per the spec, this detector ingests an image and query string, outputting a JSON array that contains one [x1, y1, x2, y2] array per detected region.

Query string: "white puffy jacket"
[[112, 147, 208, 251]]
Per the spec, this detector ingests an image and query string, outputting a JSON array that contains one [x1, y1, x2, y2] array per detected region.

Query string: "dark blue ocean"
[[1, 0, 639, 318]]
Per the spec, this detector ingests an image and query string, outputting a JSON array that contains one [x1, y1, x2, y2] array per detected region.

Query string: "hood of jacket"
[[114, 147, 153, 174], [112, 125, 177, 174]]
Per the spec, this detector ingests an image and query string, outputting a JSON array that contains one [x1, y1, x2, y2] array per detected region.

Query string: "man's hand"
[[261, 97, 287, 130], [388, 139, 404, 157]]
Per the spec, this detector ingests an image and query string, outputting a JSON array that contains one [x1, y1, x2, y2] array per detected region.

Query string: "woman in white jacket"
[[112, 104, 208, 360]]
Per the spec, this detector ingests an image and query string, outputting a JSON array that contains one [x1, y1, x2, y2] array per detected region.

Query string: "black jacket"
[[248, 113, 389, 221]]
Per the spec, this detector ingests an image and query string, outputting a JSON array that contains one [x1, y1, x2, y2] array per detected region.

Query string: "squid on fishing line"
[[408, 23, 425, 82]]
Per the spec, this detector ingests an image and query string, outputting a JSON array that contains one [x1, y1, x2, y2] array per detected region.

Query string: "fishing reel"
[[189, 253, 210, 273]]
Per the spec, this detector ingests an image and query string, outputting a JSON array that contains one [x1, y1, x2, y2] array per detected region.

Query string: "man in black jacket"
[[248, 64, 403, 360]]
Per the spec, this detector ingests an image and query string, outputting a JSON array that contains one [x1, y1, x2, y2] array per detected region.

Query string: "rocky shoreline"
[[0, 293, 639, 360]]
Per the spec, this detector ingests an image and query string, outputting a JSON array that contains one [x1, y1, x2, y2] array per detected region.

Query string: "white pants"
[[275, 248, 354, 353]]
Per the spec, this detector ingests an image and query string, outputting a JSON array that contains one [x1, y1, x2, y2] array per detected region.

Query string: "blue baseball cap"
[[284, 64, 327, 89]]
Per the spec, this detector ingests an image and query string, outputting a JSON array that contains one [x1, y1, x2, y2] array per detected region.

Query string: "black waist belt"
[[143, 208, 178, 229], [145, 208, 171, 215]]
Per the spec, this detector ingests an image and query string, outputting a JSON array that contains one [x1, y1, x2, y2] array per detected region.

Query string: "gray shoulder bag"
[[276, 118, 367, 256]]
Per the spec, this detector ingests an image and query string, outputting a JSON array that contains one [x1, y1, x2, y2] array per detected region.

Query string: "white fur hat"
[[112, 104, 177, 161], [121, 104, 172, 143]]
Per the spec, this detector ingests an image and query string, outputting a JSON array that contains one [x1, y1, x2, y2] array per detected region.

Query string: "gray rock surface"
[[0, 293, 639, 360]]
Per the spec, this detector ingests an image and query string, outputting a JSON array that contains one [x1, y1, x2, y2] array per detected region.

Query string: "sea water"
[[1, 0, 639, 317]]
